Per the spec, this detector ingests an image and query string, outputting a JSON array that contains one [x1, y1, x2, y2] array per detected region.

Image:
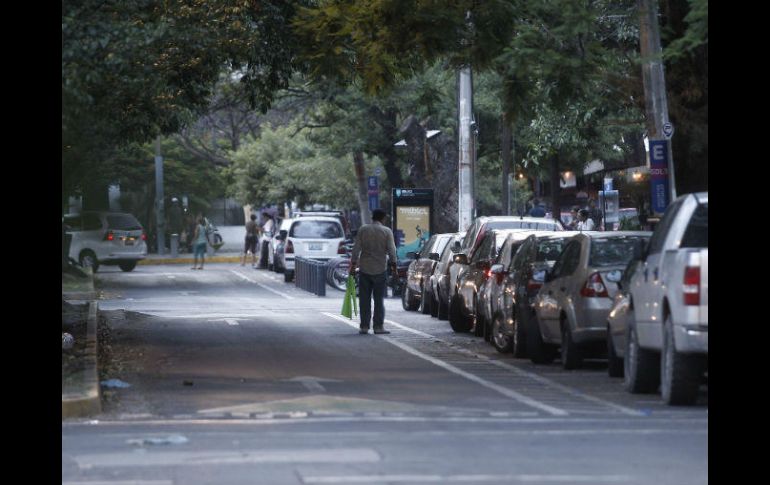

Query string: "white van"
[[275, 216, 346, 282]]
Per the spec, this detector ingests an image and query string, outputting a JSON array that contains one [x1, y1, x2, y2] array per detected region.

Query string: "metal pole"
[[638, 0, 677, 204], [457, 66, 474, 231], [155, 135, 166, 255]]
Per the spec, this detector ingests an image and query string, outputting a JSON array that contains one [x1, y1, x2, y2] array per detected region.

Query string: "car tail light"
[[683, 266, 700, 305], [286, 240, 294, 254], [484, 268, 492, 280], [581, 272, 609, 297], [338, 241, 346, 254], [104, 231, 114, 241], [141, 232, 147, 241]]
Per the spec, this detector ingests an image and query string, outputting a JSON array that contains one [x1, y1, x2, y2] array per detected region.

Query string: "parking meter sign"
[[662, 122, 674, 139], [648, 139, 670, 214]]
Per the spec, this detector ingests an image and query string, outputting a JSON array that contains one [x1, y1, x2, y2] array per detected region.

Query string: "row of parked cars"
[[401, 193, 708, 406]]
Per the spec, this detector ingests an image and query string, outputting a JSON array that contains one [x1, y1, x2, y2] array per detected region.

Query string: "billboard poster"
[[394, 206, 431, 260]]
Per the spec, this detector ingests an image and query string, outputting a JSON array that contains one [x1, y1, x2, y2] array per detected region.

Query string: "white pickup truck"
[[624, 192, 708, 405]]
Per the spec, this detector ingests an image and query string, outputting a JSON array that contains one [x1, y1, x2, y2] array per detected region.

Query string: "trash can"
[[170, 234, 179, 258]]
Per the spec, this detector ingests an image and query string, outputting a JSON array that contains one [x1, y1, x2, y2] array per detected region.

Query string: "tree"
[[62, 0, 308, 204]]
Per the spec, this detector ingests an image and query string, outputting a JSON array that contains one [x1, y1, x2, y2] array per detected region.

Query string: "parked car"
[[447, 216, 564, 334], [402, 233, 454, 313], [63, 211, 148, 272], [529, 231, 651, 369], [451, 229, 532, 335], [605, 257, 643, 377], [429, 233, 465, 320], [481, 231, 579, 355], [267, 218, 293, 272], [613, 208, 641, 231], [624, 192, 708, 405], [274, 216, 346, 282]]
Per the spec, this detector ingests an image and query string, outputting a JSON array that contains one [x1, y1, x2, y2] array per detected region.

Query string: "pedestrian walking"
[[241, 213, 261, 267], [191, 215, 211, 270], [528, 199, 546, 217], [576, 209, 596, 231], [349, 209, 398, 335]]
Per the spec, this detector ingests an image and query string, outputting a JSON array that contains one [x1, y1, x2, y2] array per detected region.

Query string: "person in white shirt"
[[577, 209, 596, 231]]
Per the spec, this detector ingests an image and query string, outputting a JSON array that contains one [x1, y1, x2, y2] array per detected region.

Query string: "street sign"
[[648, 139, 670, 214], [662, 121, 674, 139], [375, 168, 382, 176], [368, 176, 379, 210]]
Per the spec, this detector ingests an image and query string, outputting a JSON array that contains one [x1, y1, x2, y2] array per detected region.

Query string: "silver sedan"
[[530, 232, 651, 369]]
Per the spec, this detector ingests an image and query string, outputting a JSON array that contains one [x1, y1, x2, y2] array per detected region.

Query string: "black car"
[[402, 233, 454, 313], [486, 232, 578, 355]]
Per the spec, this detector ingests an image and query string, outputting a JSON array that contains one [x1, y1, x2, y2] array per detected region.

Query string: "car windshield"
[[536, 240, 566, 262], [487, 220, 562, 231], [106, 214, 142, 230], [589, 236, 649, 267], [290, 220, 342, 239]]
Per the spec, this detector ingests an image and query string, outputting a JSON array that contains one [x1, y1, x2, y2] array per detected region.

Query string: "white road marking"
[[64, 482, 173, 485], [225, 318, 239, 326], [74, 448, 380, 468], [283, 376, 341, 392], [302, 474, 632, 483], [383, 318, 645, 417], [322, 312, 568, 416], [230, 269, 294, 300]]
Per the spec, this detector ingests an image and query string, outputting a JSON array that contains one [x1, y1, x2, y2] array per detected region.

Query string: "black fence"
[[294, 257, 327, 296]]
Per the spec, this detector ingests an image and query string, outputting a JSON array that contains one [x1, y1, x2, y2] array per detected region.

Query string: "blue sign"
[[368, 176, 380, 210], [648, 139, 670, 214]]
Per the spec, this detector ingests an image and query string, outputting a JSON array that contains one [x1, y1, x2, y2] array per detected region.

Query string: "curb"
[[138, 255, 242, 265], [62, 301, 101, 418]]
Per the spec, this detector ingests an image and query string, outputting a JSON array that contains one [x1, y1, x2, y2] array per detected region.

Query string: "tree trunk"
[[549, 155, 561, 224], [354, 151, 371, 225], [501, 114, 512, 215]]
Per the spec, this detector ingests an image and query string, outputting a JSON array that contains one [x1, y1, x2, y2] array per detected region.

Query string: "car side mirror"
[[451, 241, 462, 253], [406, 251, 418, 260], [429, 253, 440, 261], [453, 253, 468, 265]]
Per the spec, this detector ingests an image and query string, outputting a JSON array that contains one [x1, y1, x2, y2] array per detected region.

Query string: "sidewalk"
[[62, 268, 101, 418]]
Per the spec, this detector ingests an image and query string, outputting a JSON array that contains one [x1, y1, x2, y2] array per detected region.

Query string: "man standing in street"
[[349, 209, 398, 335]]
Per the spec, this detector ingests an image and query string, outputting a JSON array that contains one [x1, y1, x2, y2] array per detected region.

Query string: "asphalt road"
[[62, 263, 708, 485]]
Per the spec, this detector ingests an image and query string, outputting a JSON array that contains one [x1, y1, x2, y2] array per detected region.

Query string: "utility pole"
[[638, 0, 677, 211], [501, 115, 512, 215], [457, 67, 474, 231], [155, 135, 166, 255]]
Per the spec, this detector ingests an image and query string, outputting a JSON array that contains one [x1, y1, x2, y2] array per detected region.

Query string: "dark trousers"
[[358, 271, 387, 330]]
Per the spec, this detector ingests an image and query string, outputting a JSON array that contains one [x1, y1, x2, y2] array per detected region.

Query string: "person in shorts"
[[241, 214, 260, 267]]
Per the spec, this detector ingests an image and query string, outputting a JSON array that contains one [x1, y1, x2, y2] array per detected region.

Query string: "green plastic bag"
[[341, 275, 358, 319]]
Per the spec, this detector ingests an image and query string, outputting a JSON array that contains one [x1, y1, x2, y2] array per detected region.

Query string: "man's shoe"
[[373, 328, 390, 335], [359, 328, 369, 334]]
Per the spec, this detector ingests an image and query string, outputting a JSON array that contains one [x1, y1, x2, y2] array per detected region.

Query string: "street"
[[62, 264, 708, 485]]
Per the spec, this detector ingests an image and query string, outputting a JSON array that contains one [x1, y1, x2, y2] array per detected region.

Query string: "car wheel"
[[118, 261, 137, 272], [607, 324, 624, 378], [624, 322, 660, 394], [430, 291, 439, 318], [527, 311, 556, 364], [512, 305, 528, 358], [402, 286, 419, 311], [661, 314, 703, 405], [437, 294, 449, 320], [561, 319, 583, 370], [449, 295, 472, 333], [79, 250, 99, 273], [491, 314, 512, 353], [420, 284, 432, 314]]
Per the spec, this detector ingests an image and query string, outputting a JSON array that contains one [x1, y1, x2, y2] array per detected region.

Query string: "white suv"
[[63, 211, 148, 272], [276, 216, 346, 282]]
